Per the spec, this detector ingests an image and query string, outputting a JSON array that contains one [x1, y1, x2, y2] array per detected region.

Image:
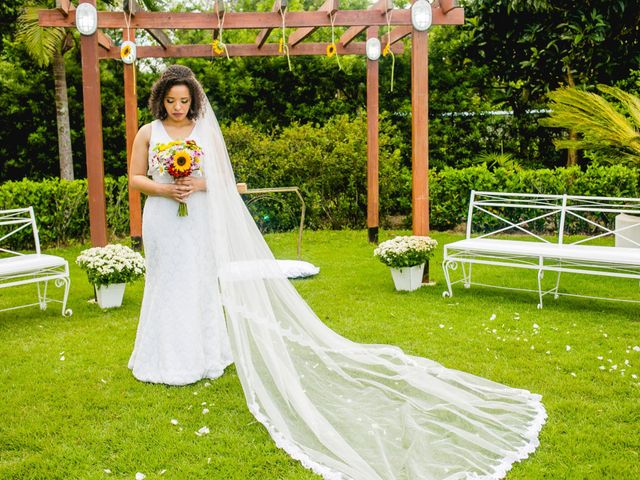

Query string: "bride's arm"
[[129, 124, 189, 202]]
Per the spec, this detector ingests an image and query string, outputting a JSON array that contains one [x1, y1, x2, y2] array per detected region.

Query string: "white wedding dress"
[[132, 97, 547, 479], [128, 119, 233, 386]]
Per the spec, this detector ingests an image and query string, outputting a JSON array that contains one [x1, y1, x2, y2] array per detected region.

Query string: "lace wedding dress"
[[194, 100, 547, 480], [128, 119, 233, 386]]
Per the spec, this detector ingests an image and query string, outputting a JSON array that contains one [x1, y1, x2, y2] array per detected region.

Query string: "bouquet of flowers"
[[374, 235, 438, 269], [76, 244, 146, 287], [151, 139, 203, 216]]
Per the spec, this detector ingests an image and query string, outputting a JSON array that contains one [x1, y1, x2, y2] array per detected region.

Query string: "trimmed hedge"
[[429, 163, 640, 230], [1, 117, 638, 249]]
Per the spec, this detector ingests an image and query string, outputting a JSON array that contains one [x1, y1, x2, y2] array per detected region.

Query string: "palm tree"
[[16, 2, 75, 180], [540, 85, 640, 165]]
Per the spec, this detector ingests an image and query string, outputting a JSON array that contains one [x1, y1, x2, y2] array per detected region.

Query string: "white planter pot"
[[389, 263, 425, 291], [95, 283, 126, 308]]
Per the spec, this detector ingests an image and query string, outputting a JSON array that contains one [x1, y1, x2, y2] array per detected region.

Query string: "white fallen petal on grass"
[[204, 382, 211, 387], [489, 314, 496, 321], [565, 345, 571, 352], [599, 366, 606, 370], [103, 469, 112, 474], [100, 379, 107, 384], [570, 372, 576, 377], [159, 469, 167, 475], [597, 356, 604, 360], [135, 473, 146, 480], [170, 419, 179, 425], [60, 356, 65, 361], [202, 408, 209, 414], [195, 426, 210, 436], [532, 323, 539, 330], [633, 346, 640, 352], [439, 324, 444, 329], [632, 374, 638, 380]]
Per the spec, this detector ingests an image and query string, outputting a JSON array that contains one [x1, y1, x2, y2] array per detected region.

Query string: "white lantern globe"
[[120, 41, 137, 64], [411, 0, 433, 32], [365, 37, 381, 61], [76, 3, 98, 36]]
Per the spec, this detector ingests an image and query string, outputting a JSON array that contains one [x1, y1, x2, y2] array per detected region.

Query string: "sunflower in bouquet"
[[152, 139, 203, 216]]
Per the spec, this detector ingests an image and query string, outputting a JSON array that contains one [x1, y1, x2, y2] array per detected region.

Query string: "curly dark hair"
[[148, 65, 206, 120]]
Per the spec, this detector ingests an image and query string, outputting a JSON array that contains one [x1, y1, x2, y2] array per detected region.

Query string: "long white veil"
[[196, 101, 546, 480]]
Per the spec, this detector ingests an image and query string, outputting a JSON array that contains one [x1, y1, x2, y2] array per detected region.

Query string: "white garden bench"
[[441, 191, 640, 308], [0, 207, 72, 316]]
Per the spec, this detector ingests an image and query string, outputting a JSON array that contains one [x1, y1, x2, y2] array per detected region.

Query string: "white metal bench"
[[0, 207, 72, 316], [441, 191, 640, 308]]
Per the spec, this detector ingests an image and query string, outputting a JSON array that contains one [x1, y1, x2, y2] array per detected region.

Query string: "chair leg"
[[36, 280, 49, 310], [56, 277, 72, 317], [537, 269, 544, 309], [442, 259, 454, 298]]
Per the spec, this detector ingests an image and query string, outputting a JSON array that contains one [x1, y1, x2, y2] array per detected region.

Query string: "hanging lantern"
[[120, 40, 137, 64], [411, 0, 433, 32], [75, 3, 98, 36], [365, 37, 381, 61]]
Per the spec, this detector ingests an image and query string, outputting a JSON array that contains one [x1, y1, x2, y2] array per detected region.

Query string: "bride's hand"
[[162, 183, 190, 203], [175, 177, 206, 198]]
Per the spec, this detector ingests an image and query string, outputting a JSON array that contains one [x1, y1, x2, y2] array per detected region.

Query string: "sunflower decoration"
[[151, 140, 204, 216], [211, 39, 225, 56], [120, 40, 137, 64], [382, 42, 391, 57], [326, 43, 337, 58]]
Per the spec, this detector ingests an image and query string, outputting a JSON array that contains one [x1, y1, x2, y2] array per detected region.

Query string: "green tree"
[[462, 0, 640, 166], [540, 85, 640, 165], [16, 2, 75, 179]]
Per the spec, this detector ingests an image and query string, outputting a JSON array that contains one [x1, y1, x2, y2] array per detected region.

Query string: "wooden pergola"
[[40, 0, 464, 247]]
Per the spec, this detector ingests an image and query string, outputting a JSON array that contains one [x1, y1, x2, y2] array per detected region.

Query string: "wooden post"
[[366, 27, 379, 244], [79, 0, 108, 246], [123, 30, 142, 250], [411, 28, 430, 281]]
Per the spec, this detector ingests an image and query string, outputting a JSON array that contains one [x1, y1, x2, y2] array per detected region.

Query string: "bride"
[[129, 65, 546, 480]]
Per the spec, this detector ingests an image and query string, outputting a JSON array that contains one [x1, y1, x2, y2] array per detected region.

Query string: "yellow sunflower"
[[326, 43, 337, 58], [171, 150, 192, 174], [211, 39, 225, 55], [120, 44, 131, 60]]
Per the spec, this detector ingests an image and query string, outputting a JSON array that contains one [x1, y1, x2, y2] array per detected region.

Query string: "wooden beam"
[[45, 9, 470, 29], [56, 0, 72, 16], [124, 0, 172, 49], [411, 28, 429, 237], [123, 38, 142, 247], [340, 0, 392, 46], [288, 0, 339, 47], [440, 0, 460, 14], [366, 27, 379, 244], [97, 30, 112, 50], [79, 0, 108, 246], [380, 25, 411, 46], [255, 0, 285, 48], [99, 41, 403, 59]]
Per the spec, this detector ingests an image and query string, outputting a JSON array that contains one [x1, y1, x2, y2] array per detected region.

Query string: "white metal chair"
[[0, 207, 72, 317]]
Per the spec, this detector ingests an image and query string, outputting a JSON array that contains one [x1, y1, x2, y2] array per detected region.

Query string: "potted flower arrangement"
[[76, 244, 146, 308], [374, 236, 438, 291]]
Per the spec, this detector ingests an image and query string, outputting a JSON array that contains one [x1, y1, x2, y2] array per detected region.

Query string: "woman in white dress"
[[129, 65, 546, 479], [128, 65, 233, 385]]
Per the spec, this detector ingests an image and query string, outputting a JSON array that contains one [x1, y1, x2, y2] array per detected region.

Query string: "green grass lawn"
[[1, 230, 638, 479]]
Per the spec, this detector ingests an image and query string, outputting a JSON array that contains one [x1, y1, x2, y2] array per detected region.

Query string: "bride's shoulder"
[[137, 122, 153, 139]]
